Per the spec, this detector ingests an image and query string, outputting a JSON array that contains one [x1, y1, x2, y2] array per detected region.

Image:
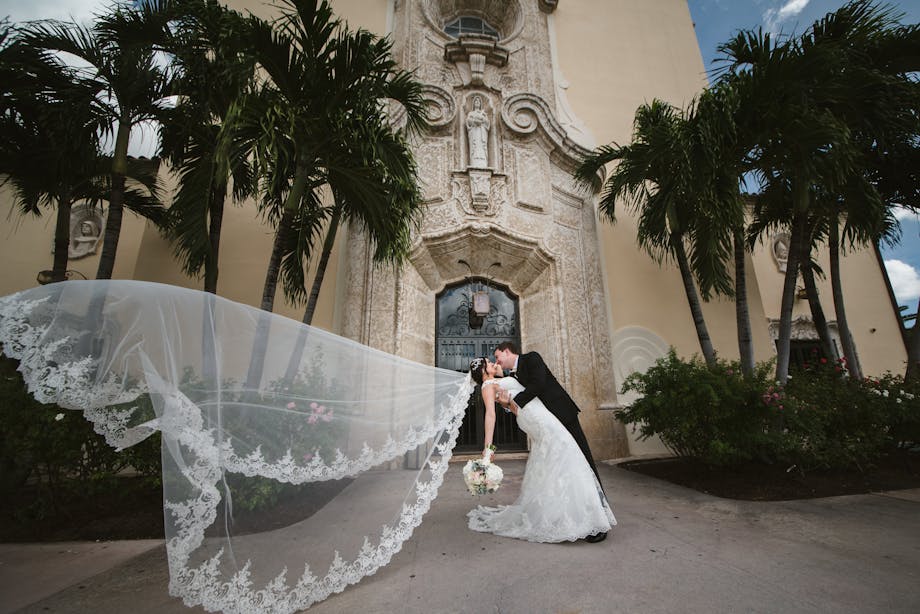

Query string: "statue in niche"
[[465, 95, 490, 168], [68, 206, 105, 259]]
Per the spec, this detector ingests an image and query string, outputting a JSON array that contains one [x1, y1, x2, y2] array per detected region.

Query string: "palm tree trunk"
[[829, 219, 863, 379], [51, 195, 72, 283], [906, 297, 920, 381], [673, 233, 717, 367], [259, 210, 295, 312], [776, 185, 809, 385], [799, 249, 835, 361], [733, 228, 754, 375], [96, 120, 131, 280], [302, 207, 341, 326], [200, 180, 227, 386], [244, 217, 292, 391], [246, 163, 311, 391], [203, 179, 227, 294], [281, 207, 342, 385]]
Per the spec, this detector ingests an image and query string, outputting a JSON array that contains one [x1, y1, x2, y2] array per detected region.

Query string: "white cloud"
[[763, 0, 812, 34], [0, 0, 105, 24], [885, 259, 920, 307], [894, 206, 920, 222]]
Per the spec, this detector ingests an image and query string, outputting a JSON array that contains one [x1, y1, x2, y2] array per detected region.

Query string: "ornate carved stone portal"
[[341, 0, 627, 458]]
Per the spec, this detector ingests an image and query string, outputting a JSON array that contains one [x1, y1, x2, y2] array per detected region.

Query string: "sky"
[[1, 0, 918, 314]]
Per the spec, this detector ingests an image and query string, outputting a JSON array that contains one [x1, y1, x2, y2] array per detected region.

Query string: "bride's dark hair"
[[469, 358, 487, 385]]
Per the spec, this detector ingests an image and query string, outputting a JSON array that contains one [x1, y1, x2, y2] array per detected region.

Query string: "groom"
[[493, 341, 608, 543]]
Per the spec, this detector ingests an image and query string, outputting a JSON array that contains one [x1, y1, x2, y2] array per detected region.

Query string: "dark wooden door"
[[435, 279, 526, 452]]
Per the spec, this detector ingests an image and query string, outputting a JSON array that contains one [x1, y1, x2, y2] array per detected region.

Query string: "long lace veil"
[[0, 280, 473, 613]]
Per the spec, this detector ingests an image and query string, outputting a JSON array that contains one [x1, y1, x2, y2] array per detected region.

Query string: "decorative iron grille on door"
[[436, 279, 526, 452]]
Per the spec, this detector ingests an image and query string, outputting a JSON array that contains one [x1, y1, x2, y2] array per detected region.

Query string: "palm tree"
[[297, 89, 426, 326], [694, 84, 756, 375], [156, 0, 256, 294], [233, 0, 427, 315], [576, 99, 729, 367], [1, 22, 162, 284], [18, 2, 175, 279], [717, 27, 864, 383], [234, 0, 427, 388], [718, 1, 920, 383], [0, 29, 97, 282]]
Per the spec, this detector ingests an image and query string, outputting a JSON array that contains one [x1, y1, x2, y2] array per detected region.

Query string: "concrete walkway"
[[2, 459, 919, 614]]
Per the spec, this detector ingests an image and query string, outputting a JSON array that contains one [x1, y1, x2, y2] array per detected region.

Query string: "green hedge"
[[0, 355, 161, 516], [618, 350, 920, 470], [0, 352, 348, 516]]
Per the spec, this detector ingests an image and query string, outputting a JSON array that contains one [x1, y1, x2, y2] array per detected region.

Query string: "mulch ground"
[[618, 447, 920, 501], [4, 450, 918, 542]]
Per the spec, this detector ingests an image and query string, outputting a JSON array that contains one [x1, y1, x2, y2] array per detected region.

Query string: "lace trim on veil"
[[166, 384, 470, 613], [0, 288, 475, 613], [0, 296, 149, 449]]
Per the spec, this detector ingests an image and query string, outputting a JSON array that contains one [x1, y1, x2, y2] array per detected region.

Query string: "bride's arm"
[[481, 385, 497, 459], [481, 385, 508, 460]]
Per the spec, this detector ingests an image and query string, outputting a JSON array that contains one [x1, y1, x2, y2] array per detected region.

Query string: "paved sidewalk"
[[3, 459, 919, 613]]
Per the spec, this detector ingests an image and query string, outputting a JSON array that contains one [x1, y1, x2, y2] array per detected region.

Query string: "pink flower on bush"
[[303, 453, 314, 462], [308, 415, 318, 425], [286, 402, 296, 409]]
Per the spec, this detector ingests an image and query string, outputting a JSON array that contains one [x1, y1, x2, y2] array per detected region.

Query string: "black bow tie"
[[509, 370, 518, 379]]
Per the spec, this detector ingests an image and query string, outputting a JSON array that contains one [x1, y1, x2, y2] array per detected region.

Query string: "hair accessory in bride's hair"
[[469, 357, 485, 372]]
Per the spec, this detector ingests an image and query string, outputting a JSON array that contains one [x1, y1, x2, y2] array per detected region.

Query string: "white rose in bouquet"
[[462, 459, 503, 495]]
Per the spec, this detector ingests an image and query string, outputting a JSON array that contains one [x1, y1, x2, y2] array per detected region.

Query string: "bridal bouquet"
[[462, 459, 503, 495]]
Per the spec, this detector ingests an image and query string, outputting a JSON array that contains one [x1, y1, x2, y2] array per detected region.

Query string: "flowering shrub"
[[618, 351, 778, 465], [220, 354, 348, 512], [617, 350, 920, 470]]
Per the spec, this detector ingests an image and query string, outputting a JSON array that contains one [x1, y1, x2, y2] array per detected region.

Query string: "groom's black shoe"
[[585, 531, 607, 544]]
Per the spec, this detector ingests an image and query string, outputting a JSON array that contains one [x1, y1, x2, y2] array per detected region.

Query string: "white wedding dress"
[[467, 377, 616, 542]]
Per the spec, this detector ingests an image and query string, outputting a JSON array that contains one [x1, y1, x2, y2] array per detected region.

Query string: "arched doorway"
[[436, 279, 526, 452]]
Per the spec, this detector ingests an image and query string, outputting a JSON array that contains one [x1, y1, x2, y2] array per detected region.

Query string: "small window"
[[444, 16, 499, 39]]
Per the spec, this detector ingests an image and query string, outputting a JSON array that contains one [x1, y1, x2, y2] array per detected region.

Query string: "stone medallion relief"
[[67, 203, 105, 259], [341, 0, 628, 458]]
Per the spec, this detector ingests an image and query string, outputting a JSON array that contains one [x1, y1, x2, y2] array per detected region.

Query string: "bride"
[[466, 358, 615, 542]]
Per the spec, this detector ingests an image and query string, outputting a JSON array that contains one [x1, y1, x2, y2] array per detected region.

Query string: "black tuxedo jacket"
[[512, 351, 580, 425]]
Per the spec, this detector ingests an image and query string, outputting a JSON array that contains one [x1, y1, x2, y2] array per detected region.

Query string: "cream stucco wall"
[[0, 183, 148, 295], [553, 0, 774, 365], [0, 0, 908, 461]]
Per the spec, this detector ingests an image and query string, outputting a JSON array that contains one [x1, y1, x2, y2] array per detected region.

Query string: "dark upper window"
[[444, 16, 499, 39]]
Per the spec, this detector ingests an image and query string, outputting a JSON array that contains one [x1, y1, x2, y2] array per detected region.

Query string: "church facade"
[[0, 0, 908, 459]]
